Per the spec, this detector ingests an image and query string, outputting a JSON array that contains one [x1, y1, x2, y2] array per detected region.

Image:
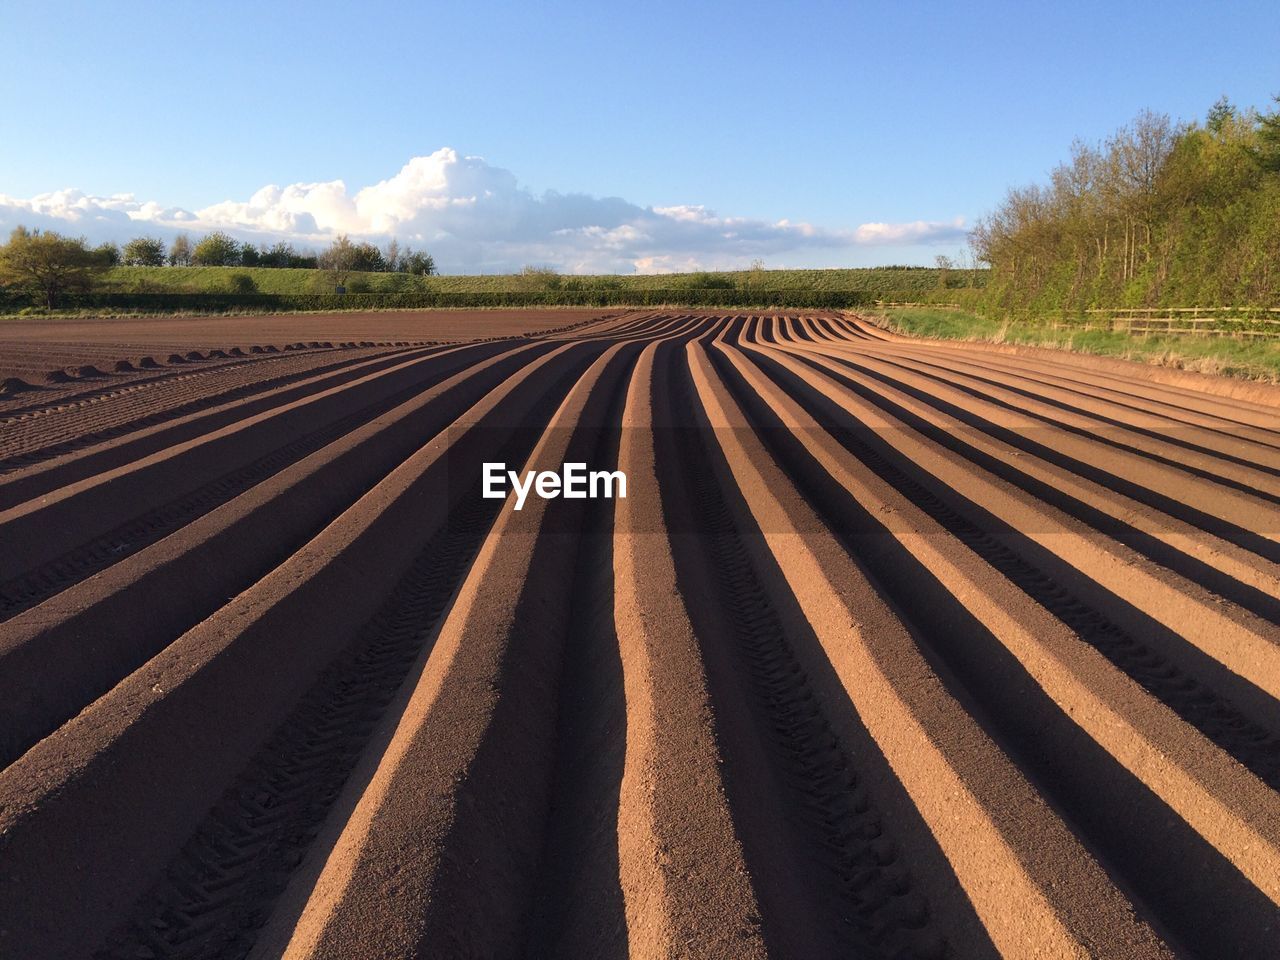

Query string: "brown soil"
[[0, 311, 1275, 959]]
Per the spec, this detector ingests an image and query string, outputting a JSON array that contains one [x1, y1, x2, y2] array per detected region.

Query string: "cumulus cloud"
[[853, 217, 967, 245], [0, 148, 966, 272]]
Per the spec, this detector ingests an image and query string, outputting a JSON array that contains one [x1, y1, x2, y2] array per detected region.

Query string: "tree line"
[[972, 96, 1280, 313], [102, 232, 436, 276], [0, 228, 437, 307]]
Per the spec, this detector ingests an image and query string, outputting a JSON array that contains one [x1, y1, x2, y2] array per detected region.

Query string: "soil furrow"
[[0, 312, 1274, 960], [0, 340, 598, 960], [663, 344, 954, 959], [0, 342, 552, 768], [0, 346, 424, 473], [771, 340, 1280, 621], [745, 339, 1280, 781], [0, 342, 533, 623], [688, 334, 1172, 958], [713, 336, 1278, 955]]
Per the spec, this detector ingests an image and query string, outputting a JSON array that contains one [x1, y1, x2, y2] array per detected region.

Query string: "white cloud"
[[853, 217, 967, 244], [0, 148, 967, 272]]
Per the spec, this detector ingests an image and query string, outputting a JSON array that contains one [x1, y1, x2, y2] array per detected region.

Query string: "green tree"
[[934, 254, 954, 288], [401, 249, 436, 275], [318, 234, 355, 290], [1254, 95, 1280, 173], [0, 226, 107, 308], [973, 97, 1280, 313], [94, 241, 121, 267], [519, 265, 561, 290], [122, 236, 167, 266], [350, 242, 385, 272], [192, 231, 241, 266], [168, 234, 193, 266], [1206, 96, 1236, 135], [259, 241, 299, 268]]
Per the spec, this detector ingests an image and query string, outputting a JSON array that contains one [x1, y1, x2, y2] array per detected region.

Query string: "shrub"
[[192, 232, 242, 267], [123, 237, 167, 267]]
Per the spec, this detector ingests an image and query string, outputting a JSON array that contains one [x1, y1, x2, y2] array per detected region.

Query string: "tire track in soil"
[[93, 339, 632, 960], [0, 342, 533, 623], [688, 335, 1169, 959], [0, 346, 424, 473], [760, 347, 1280, 788], [0, 346, 346, 423], [93, 489, 501, 960], [717, 336, 1278, 956], [0, 313, 1276, 959], [662, 343, 950, 960]]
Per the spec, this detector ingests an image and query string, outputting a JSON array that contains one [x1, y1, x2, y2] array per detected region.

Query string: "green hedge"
[[3, 289, 878, 313]]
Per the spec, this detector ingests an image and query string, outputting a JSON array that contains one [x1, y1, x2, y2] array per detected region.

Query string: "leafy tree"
[[318, 234, 355, 290], [401, 249, 436, 275], [192, 231, 241, 266], [973, 98, 1280, 312], [168, 234, 193, 266], [934, 254, 954, 288], [1206, 96, 1236, 135], [0, 226, 107, 308], [519, 265, 561, 290], [676, 271, 733, 290], [123, 236, 167, 266], [240, 243, 261, 267], [350, 242, 385, 272], [259, 241, 305, 268], [95, 241, 121, 267], [1255, 95, 1280, 173]]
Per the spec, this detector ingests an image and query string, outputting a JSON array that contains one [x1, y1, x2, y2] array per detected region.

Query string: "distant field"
[[102, 264, 960, 297], [102, 265, 431, 295], [0, 308, 617, 394]]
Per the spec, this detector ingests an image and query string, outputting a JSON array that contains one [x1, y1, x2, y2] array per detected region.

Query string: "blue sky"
[[1, 0, 1277, 272]]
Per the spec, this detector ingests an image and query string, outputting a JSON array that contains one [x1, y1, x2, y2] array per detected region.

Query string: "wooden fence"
[[1078, 307, 1280, 339]]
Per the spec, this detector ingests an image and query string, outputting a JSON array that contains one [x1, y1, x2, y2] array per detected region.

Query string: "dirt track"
[[0, 312, 1277, 959]]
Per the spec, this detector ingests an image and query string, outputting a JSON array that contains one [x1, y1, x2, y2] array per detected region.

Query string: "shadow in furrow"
[[759, 349, 1280, 785], [91, 350, 598, 960], [0, 343, 528, 624], [817, 352, 1280, 564], [0, 347, 436, 475], [657, 343, 985, 960], [790, 350, 1280, 626], [518, 348, 637, 960], [899, 353, 1280, 479], [409, 345, 636, 956], [716, 346, 1280, 958]]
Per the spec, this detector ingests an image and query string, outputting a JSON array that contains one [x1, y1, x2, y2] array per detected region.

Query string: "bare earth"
[[0, 311, 1277, 959]]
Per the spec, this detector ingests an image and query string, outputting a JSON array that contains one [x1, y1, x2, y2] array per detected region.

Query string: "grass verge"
[[877, 307, 1280, 382]]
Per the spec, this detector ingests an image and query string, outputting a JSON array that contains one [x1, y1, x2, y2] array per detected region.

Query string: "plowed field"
[[1, 312, 1277, 960]]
